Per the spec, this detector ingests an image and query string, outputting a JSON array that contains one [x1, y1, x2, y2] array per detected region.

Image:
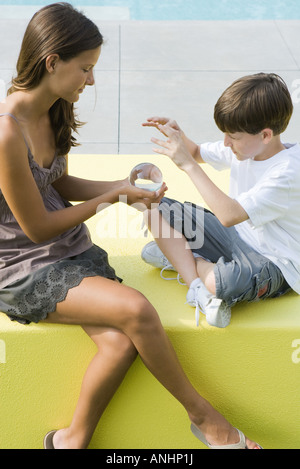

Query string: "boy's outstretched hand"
[[148, 123, 195, 171], [142, 116, 181, 135], [143, 116, 204, 166]]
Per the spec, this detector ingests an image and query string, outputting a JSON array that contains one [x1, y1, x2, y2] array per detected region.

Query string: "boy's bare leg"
[[145, 208, 198, 286], [195, 258, 217, 295], [145, 208, 217, 294]]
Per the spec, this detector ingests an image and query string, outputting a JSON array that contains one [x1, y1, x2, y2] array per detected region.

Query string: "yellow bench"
[[1, 154, 300, 449]]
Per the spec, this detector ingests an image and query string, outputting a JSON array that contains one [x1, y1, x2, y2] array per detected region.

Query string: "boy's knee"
[[204, 272, 216, 296], [144, 207, 160, 229], [215, 258, 279, 305], [214, 257, 249, 304]]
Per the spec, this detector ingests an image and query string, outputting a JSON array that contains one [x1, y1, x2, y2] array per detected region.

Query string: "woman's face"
[[48, 46, 101, 103]]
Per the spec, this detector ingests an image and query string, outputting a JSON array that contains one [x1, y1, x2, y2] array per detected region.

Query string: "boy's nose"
[[224, 134, 232, 147]]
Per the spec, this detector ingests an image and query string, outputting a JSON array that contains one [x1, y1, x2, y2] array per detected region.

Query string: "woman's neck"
[[3, 86, 58, 123]]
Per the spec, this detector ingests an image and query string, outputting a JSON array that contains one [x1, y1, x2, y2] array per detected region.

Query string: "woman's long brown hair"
[[8, 2, 103, 155]]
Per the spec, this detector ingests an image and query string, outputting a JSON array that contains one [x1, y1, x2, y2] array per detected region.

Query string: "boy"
[[141, 73, 300, 328]]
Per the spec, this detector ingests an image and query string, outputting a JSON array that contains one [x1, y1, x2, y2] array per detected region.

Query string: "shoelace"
[[160, 266, 186, 285], [195, 301, 200, 327], [160, 267, 202, 325], [185, 283, 202, 327]]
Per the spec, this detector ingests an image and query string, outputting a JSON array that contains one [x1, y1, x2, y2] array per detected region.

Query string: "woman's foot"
[[48, 419, 262, 450], [189, 405, 262, 449], [51, 428, 83, 449]]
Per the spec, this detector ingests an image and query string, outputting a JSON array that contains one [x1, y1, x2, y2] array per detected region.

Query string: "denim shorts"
[[159, 197, 290, 307]]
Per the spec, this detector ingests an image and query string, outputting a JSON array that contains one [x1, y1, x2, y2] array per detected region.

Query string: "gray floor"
[[1, 14, 300, 154]]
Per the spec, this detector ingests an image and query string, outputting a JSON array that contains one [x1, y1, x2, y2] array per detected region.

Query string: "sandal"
[[191, 423, 263, 449], [43, 430, 57, 449]]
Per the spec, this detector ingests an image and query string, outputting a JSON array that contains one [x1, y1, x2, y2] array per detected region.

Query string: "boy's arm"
[[151, 124, 249, 227], [183, 162, 249, 226]]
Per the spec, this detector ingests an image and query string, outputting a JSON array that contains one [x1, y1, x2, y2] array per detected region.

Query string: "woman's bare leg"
[[45, 276, 259, 449], [52, 327, 137, 449]]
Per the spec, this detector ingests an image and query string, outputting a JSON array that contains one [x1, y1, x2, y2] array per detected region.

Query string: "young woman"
[[0, 3, 262, 449]]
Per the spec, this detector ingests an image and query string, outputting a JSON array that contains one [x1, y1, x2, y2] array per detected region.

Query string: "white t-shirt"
[[201, 141, 300, 294]]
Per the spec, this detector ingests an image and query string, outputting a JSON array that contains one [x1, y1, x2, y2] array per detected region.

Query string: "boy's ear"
[[261, 128, 273, 143]]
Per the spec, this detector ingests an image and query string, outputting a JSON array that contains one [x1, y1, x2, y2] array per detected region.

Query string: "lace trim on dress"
[[6, 262, 100, 324], [2, 245, 121, 324]]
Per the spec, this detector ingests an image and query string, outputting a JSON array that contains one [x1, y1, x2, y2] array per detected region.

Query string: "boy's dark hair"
[[214, 73, 293, 136]]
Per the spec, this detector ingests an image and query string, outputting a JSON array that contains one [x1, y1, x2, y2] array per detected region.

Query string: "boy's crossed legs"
[[143, 198, 290, 327]]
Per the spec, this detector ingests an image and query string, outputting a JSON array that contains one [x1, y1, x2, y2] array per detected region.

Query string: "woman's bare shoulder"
[[0, 109, 26, 157]]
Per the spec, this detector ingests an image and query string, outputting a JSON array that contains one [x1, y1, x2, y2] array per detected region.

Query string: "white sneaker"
[[141, 240, 178, 279], [141, 241, 187, 283], [142, 243, 231, 328], [186, 278, 231, 328], [141, 241, 175, 269]]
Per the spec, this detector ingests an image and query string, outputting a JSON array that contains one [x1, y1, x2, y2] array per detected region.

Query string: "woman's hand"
[[118, 182, 168, 211]]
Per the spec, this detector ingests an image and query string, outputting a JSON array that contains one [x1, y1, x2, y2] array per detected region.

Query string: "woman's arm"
[[52, 169, 130, 202], [0, 121, 166, 244]]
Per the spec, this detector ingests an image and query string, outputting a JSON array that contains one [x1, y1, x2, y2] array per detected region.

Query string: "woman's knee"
[[100, 329, 138, 363], [122, 290, 160, 335]]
